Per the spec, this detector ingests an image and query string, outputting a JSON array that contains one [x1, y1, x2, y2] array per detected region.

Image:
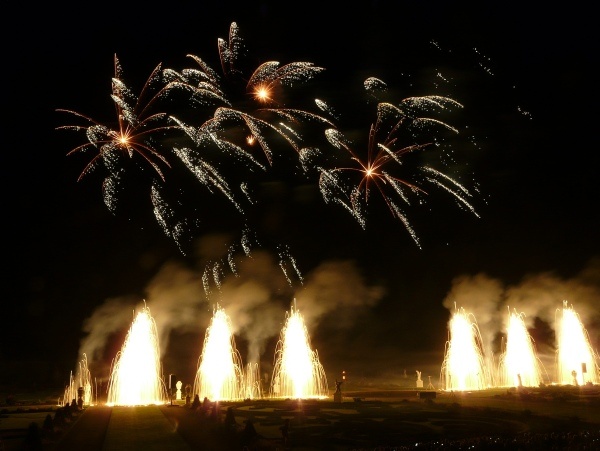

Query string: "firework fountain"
[[243, 362, 263, 400], [556, 301, 600, 385], [440, 306, 492, 391], [270, 302, 328, 399], [193, 304, 245, 401], [497, 309, 548, 387], [61, 353, 93, 406], [106, 305, 168, 406]]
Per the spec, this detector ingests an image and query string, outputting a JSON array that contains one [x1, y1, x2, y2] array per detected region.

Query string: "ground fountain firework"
[[193, 304, 245, 401], [243, 362, 263, 399], [61, 353, 93, 406], [556, 301, 600, 385], [270, 302, 328, 399], [498, 309, 548, 387], [440, 306, 492, 391], [106, 305, 168, 406]]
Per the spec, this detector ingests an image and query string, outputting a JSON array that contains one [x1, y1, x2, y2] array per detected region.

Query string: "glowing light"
[[498, 309, 547, 387], [253, 85, 273, 103], [242, 362, 263, 400], [61, 353, 93, 406], [270, 302, 328, 399], [556, 301, 600, 385], [440, 306, 491, 391], [106, 305, 168, 406], [193, 305, 244, 401]]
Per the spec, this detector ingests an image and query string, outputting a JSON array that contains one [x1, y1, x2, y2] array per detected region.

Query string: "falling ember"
[[270, 302, 328, 399], [556, 301, 600, 386], [193, 305, 244, 401], [106, 305, 168, 406], [498, 309, 547, 387], [242, 363, 263, 400], [440, 306, 491, 391]]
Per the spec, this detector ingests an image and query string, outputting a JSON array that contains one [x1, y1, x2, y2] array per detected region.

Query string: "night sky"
[[3, 2, 599, 390]]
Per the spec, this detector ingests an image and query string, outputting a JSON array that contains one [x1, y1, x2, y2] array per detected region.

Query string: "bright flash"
[[194, 305, 244, 401], [499, 310, 546, 387], [556, 301, 600, 385], [270, 303, 328, 399], [441, 307, 490, 391], [106, 306, 168, 406], [253, 85, 272, 103]]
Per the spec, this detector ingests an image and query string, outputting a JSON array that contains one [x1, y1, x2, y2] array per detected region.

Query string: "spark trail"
[[556, 301, 600, 385], [498, 309, 547, 387], [106, 305, 168, 406], [318, 78, 478, 246], [270, 302, 328, 399], [440, 306, 491, 391], [193, 304, 244, 401]]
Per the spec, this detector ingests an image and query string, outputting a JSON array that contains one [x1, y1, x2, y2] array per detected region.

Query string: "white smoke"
[[442, 256, 600, 354], [77, 234, 387, 378]]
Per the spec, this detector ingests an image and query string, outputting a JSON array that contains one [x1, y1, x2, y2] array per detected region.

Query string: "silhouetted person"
[[63, 403, 72, 420], [241, 418, 258, 446], [53, 408, 66, 429], [210, 402, 219, 422], [200, 397, 211, 417], [42, 414, 54, 436], [191, 394, 200, 410], [223, 406, 237, 433], [21, 422, 43, 450], [280, 419, 290, 446]]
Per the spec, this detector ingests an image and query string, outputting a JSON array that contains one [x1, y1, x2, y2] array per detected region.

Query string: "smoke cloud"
[[442, 256, 600, 354], [77, 234, 387, 377]]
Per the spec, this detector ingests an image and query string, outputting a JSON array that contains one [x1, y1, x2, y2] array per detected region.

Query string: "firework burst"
[[163, 22, 334, 171], [57, 54, 181, 214], [318, 77, 478, 246]]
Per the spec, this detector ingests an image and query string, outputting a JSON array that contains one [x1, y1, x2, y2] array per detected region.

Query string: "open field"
[[2, 384, 600, 450]]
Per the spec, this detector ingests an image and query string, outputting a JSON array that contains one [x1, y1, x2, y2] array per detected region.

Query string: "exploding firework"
[[106, 305, 168, 406], [61, 353, 94, 406], [57, 54, 180, 214], [318, 78, 478, 245], [164, 22, 334, 171], [440, 306, 492, 391], [193, 304, 245, 401], [270, 302, 328, 399], [556, 301, 600, 385], [498, 309, 548, 387]]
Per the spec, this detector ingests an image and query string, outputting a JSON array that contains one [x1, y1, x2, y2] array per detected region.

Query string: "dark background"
[[2, 1, 598, 391]]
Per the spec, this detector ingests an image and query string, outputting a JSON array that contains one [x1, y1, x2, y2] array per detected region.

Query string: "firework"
[[57, 55, 179, 184], [556, 301, 600, 385], [498, 309, 547, 387], [61, 353, 93, 406], [163, 22, 334, 171], [193, 304, 245, 401], [318, 79, 478, 246], [242, 362, 263, 399], [440, 306, 492, 391], [270, 302, 328, 399], [106, 305, 168, 406]]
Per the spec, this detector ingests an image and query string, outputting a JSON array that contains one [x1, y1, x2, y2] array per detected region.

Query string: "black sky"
[[2, 1, 599, 390]]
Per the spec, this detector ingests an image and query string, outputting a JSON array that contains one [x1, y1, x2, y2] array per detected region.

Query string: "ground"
[[2, 385, 600, 450]]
